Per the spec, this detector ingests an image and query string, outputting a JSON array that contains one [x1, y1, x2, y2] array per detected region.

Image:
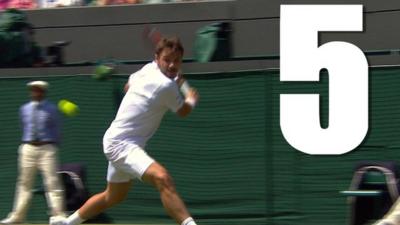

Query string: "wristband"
[[180, 81, 191, 96]]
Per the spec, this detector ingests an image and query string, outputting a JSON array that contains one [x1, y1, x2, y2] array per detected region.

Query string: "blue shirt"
[[20, 100, 61, 143]]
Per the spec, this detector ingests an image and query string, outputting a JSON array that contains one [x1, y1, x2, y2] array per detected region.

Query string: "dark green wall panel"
[[0, 68, 399, 225]]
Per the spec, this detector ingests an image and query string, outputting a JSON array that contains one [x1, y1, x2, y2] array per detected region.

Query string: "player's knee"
[[153, 172, 175, 191], [18, 178, 32, 188], [44, 178, 60, 189]]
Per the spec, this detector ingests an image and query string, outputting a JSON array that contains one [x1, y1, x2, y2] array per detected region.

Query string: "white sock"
[[66, 211, 85, 225], [181, 217, 197, 225]]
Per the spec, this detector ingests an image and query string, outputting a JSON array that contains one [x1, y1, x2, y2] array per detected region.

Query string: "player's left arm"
[[124, 71, 138, 93], [124, 82, 130, 93]]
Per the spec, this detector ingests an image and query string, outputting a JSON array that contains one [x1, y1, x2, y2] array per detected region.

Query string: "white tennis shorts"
[[105, 142, 155, 183]]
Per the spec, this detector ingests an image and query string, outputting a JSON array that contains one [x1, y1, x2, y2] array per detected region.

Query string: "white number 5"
[[280, 5, 369, 155]]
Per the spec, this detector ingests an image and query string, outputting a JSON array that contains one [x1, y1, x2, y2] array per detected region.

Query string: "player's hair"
[[155, 36, 184, 56]]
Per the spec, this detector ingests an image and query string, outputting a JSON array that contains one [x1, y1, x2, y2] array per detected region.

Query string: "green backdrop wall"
[[0, 67, 399, 225]]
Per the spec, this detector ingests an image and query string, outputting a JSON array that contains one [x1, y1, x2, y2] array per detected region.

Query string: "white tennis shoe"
[[0, 217, 22, 224]]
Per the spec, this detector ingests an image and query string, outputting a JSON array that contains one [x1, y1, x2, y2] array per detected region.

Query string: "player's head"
[[155, 36, 184, 79], [27, 80, 48, 101]]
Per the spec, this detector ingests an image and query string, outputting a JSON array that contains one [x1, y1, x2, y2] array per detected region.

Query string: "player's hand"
[[186, 88, 199, 103]]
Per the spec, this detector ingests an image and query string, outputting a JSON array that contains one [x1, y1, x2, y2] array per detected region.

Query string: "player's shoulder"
[[138, 61, 158, 74], [20, 102, 30, 110], [142, 61, 157, 71], [129, 61, 157, 80]]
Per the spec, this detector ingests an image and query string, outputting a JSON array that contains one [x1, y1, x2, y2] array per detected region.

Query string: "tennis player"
[[51, 36, 199, 225]]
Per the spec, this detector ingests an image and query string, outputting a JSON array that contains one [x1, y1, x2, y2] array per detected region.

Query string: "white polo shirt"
[[103, 61, 184, 160]]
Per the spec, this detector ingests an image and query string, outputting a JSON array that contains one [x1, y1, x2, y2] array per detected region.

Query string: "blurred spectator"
[[142, 0, 169, 3], [96, 0, 139, 6], [141, 0, 203, 4], [0, 0, 36, 10], [97, 0, 199, 5], [0, 0, 7, 10], [39, 0, 82, 8], [8, 0, 37, 9], [0, 0, 205, 9], [0, 9, 44, 67]]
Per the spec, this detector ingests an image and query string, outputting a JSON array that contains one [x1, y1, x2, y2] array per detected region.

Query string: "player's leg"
[[39, 144, 66, 217], [50, 159, 134, 225], [50, 142, 140, 225], [107, 144, 197, 225], [142, 162, 197, 225], [51, 180, 132, 225], [1, 144, 38, 224], [77, 181, 132, 220]]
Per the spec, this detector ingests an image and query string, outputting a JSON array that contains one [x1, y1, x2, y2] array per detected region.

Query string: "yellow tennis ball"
[[93, 64, 114, 80], [58, 99, 79, 116]]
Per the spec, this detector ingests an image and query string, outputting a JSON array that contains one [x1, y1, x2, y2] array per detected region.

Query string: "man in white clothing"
[[50, 36, 199, 225]]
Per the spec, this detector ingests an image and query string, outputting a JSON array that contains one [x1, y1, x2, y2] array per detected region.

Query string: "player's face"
[[155, 48, 183, 79], [30, 87, 45, 101]]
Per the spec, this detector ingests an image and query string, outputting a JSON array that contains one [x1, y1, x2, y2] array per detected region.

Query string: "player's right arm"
[[176, 88, 199, 117], [161, 80, 199, 118]]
